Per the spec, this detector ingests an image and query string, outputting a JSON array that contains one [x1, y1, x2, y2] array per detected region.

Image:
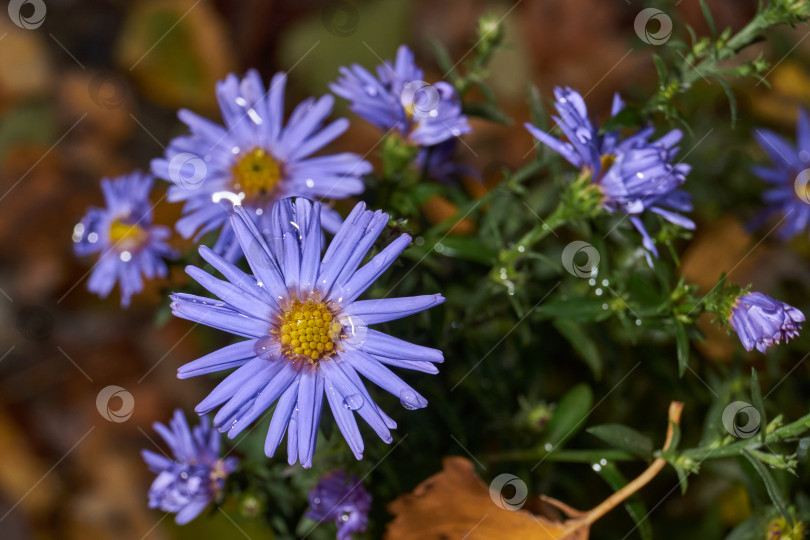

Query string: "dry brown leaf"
[[387, 403, 684, 540], [386, 456, 586, 540]]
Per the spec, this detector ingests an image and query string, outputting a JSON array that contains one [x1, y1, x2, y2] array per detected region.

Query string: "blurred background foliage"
[[2, 0, 810, 539]]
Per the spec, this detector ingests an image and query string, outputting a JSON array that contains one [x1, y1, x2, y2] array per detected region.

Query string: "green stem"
[[498, 203, 570, 269], [488, 448, 637, 464]]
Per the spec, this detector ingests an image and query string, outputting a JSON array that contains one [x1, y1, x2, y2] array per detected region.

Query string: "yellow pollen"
[[231, 147, 281, 199], [600, 154, 616, 173], [108, 219, 147, 251], [277, 298, 341, 364]]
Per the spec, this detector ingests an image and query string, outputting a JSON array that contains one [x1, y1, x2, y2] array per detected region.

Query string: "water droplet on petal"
[[399, 389, 422, 410], [254, 336, 279, 360], [343, 394, 364, 410]]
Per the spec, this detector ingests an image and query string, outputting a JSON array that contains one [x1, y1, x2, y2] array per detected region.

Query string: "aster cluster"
[[66, 26, 810, 538]]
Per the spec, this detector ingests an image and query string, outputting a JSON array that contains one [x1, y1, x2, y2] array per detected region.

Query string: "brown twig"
[[560, 401, 684, 538]]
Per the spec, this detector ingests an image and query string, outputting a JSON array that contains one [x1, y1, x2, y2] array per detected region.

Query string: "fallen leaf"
[[387, 403, 684, 540], [386, 456, 586, 540]]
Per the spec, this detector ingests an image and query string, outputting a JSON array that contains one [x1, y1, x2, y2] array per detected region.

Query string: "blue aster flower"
[[729, 292, 804, 353], [306, 471, 371, 540], [73, 172, 176, 307], [151, 70, 372, 261], [415, 139, 479, 184], [752, 109, 810, 239], [170, 198, 445, 468], [526, 87, 694, 258], [330, 45, 471, 147], [142, 410, 238, 525]]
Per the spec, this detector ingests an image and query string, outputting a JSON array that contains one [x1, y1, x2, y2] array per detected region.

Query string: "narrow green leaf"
[[461, 101, 512, 125], [675, 321, 689, 377], [528, 84, 547, 130], [715, 75, 738, 127], [652, 54, 668, 85], [430, 39, 458, 83], [553, 319, 603, 379], [674, 464, 690, 495], [595, 462, 653, 540], [600, 107, 643, 134], [588, 424, 654, 461], [433, 236, 497, 265], [543, 384, 594, 450], [536, 297, 613, 323], [743, 449, 793, 526], [751, 368, 768, 444], [700, 0, 717, 37]]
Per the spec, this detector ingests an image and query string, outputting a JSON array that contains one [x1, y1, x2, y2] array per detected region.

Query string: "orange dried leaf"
[[386, 457, 588, 540]]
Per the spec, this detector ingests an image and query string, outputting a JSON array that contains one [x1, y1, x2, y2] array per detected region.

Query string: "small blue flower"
[[142, 410, 238, 525], [306, 471, 371, 540], [171, 198, 445, 468], [729, 292, 804, 353], [330, 45, 471, 147], [152, 70, 371, 261], [73, 172, 176, 307], [415, 139, 479, 184], [752, 109, 810, 239], [526, 87, 694, 258]]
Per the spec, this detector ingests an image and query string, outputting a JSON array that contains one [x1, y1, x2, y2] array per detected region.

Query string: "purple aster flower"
[[170, 198, 445, 468], [330, 45, 471, 147], [525, 87, 694, 258], [306, 471, 371, 540], [151, 70, 372, 261], [752, 109, 810, 239], [414, 139, 479, 184], [142, 409, 238, 525], [73, 172, 176, 307], [729, 292, 804, 353]]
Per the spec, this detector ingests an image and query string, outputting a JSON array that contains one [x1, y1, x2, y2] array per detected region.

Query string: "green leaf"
[[700, 0, 717, 37], [743, 449, 793, 526], [433, 236, 497, 265], [675, 321, 689, 377], [751, 368, 768, 444], [430, 39, 458, 83], [652, 53, 668, 85], [543, 384, 594, 450], [536, 296, 612, 323], [595, 462, 653, 540], [673, 463, 690, 495], [600, 107, 643, 134], [461, 100, 512, 125], [588, 424, 654, 461], [553, 319, 603, 379], [715, 75, 738, 127], [528, 84, 547, 130]]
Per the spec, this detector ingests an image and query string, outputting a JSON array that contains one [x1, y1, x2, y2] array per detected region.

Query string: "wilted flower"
[[526, 87, 694, 259], [73, 172, 176, 307], [330, 45, 470, 147], [171, 198, 444, 467], [152, 70, 371, 261], [142, 410, 237, 524], [306, 471, 371, 540], [729, 292, 804, 353], [752, 109, 810, 239]]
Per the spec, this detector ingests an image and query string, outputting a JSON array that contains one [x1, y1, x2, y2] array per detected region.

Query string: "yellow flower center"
[[231, 148, 282, 199], [108, 219, 147, 251], [276, 298, 343, 364]]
